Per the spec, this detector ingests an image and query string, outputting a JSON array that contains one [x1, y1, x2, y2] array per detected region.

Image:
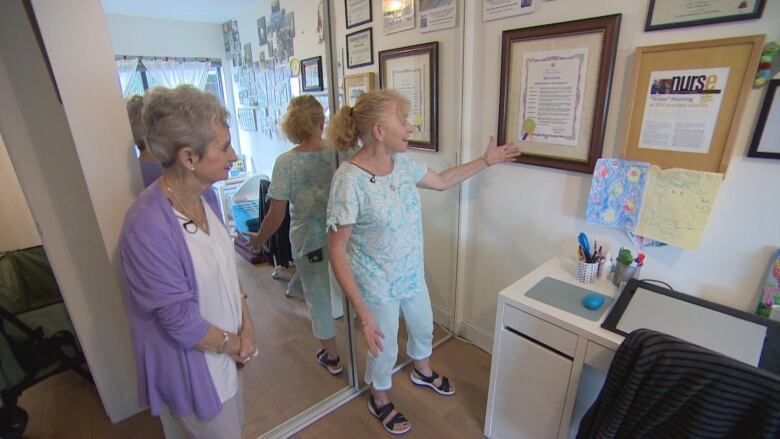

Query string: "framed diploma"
[[301, 56, 324, 92], [645, 0, 765, 32], [747, 79, 780, 160], [497, 14, 621, 173], [345, 0, 372, 29], [379, 42, 439, 151], [346, 27, 373, 69], [344, 72, 376, 107], [622, 35, 765, 173], [381, 0, 415, 35]]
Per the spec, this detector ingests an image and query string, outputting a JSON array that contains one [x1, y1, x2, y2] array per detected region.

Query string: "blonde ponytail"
[[326, 90, 409, 152], [327, 105, 359, 151]]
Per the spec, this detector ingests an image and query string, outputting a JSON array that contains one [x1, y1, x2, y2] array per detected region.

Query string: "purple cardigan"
[[119, 181, 224, 420]]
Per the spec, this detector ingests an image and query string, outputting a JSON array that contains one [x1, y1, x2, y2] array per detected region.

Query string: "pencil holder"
[[575, 261, 599, 284]]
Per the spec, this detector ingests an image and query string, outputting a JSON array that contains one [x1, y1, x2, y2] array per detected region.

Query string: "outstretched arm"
[[416, 136, 521, 191]]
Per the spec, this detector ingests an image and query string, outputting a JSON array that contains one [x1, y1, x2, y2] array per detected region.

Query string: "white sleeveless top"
[[175, 200, 242, 403]]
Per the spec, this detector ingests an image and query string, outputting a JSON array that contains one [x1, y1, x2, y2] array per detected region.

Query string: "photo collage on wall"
[[222, 3, 297, 139]]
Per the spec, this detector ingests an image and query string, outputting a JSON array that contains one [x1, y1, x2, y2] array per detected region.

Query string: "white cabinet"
[[491, 326, 573, 439], [485, 258, 624, 439]]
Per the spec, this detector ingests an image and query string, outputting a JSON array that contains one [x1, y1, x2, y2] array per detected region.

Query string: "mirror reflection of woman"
[[119, 85, 256, 439], [248, 95, 343, 375], [126, 94, 163, 187], [326, 90, 520, 435]]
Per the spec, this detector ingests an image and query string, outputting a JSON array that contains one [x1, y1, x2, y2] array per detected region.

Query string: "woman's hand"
[[245, 231, 267, 253], [360, 314, 384, 357], [482, 135, 521, 166], [236, 324, 256, 363]]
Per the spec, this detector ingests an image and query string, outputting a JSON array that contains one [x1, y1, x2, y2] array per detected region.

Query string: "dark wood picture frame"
[[345, 0, 372, 29], [379, 42, 439, 151], [497, 14, 621, 173], [301, 56, 324, 92], [346, 27, 374, 69], [645, 0, 765, 32], [748, 79, 780, 159]]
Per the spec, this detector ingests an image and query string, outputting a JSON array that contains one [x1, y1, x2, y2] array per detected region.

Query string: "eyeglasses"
[[175, 215, 199, 234]]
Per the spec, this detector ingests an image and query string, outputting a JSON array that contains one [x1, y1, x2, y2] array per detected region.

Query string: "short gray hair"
[[142, 85, 229, 167]]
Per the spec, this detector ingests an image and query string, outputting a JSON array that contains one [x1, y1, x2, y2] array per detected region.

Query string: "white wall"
[[332, 0, 465, 326], [0, 134, 40, 251], [0, 0, 142, 421], [105, 14, 225, 59], [229, 0, 331, 177], [103, 14, 241, 156], [457, 0, 780, 351]]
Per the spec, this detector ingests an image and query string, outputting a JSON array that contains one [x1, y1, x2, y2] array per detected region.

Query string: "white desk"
[[484, 257, 623, 439]]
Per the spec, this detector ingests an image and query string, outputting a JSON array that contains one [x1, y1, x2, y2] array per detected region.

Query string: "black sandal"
[[315, 349, 343, 375], [368, 395, 411, 435], [410, 368, 455, 396]]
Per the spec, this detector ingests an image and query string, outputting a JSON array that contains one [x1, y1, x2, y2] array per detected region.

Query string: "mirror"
[[330, 0, 464, 390], [100, 0, 352, 437]]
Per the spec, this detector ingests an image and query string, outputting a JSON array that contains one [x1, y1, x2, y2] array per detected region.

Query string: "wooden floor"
[[293, 338, 492, 439], [18, 337, 490, 438], [17, 258, 484, 438]]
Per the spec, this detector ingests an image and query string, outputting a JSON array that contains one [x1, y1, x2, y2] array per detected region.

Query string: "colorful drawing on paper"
[[586, 159, 650, 231], [756, 250, 780, 318], [635, 167, 722, 250]]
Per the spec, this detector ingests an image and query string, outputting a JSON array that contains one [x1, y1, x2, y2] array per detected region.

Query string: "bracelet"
[[481, 156, 490, 167], [217, 332, 230, 353]]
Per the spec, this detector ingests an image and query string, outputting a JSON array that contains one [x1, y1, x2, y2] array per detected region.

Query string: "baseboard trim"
[[458, 321, 494, 354], [432, 306, 452, 331]]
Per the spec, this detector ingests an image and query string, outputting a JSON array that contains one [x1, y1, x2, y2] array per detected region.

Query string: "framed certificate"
[[497, 14, 622, 173], [346, 27, 373, 69], [344, 72, 376, 107], [646, 0, 765, 31], [301, 56, 324, 92], [748, 79, 780, 159], [345, 0, 372, 29], [622, 35, 765, 173], [379, 42, 439, 151]]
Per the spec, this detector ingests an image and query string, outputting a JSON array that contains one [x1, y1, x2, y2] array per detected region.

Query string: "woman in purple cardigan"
[[119, 85, 255, 438]]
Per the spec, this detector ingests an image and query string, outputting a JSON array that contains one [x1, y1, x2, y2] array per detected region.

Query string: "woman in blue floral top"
[[249, 95, 343, 375], [326, 90, 520, 435]]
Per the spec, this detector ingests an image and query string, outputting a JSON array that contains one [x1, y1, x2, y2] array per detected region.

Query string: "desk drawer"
[[584, 340, 615, 373], [502, 304, 577, 358]]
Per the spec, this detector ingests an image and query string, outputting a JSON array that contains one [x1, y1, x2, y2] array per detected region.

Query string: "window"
[[120, 58, 226, 106]]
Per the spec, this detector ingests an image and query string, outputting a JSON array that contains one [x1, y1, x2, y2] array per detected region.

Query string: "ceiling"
[[100, 0, 261, 24]]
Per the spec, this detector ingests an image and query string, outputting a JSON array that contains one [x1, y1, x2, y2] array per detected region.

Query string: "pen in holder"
[[575, 261, 599, 284], [613, 262, 641, 287]]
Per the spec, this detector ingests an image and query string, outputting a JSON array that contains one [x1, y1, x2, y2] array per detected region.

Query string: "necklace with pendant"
[[163, 176, 209, 234]]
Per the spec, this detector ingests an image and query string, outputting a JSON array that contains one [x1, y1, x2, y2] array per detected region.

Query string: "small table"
[[484, 257, 622, 439]]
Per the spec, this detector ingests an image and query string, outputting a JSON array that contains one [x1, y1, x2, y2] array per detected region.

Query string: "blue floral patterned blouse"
[[326, 153, 429, 307], [268, 149, 337, 260]]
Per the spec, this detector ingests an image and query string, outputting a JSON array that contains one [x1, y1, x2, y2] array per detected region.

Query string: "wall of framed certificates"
[[454, 0, 780, 358]]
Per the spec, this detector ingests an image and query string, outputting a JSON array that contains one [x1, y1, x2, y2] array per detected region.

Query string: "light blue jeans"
[[365, 291, 434, 390], [295, 246, 337, 340]]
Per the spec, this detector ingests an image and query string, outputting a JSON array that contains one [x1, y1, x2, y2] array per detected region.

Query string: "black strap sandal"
[[410, 368, 455, 396], [315, 349, 343, 375], [368, 395, 411, 435]]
